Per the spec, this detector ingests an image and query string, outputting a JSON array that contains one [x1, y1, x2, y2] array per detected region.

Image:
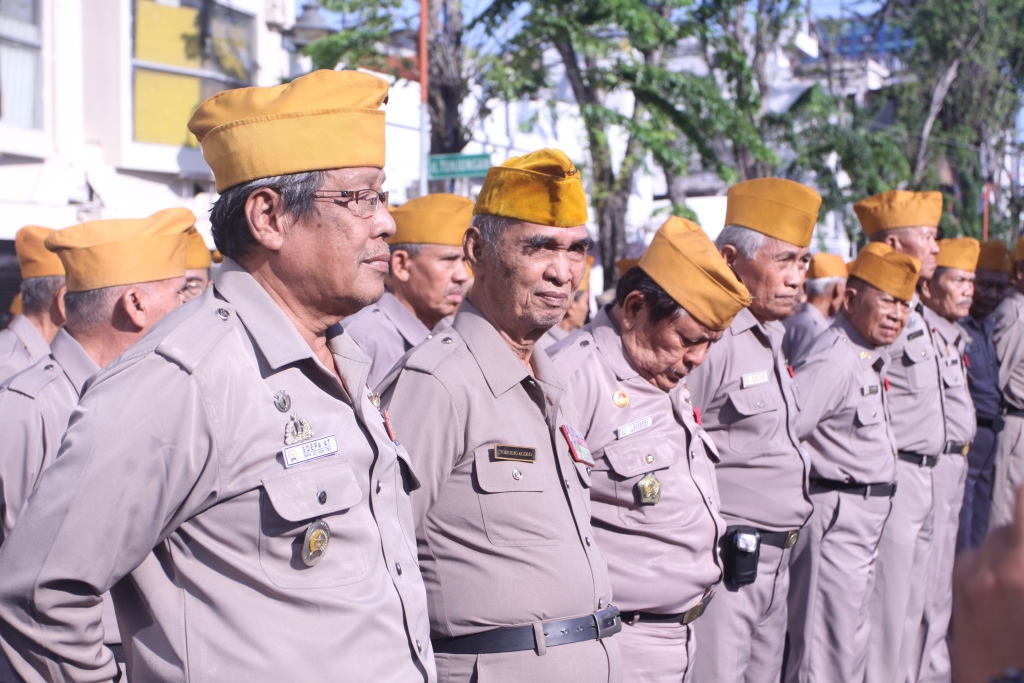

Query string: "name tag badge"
[[861, 385, 879, 396], [494, 445, 537, 463], [616, 415, 654, 439], [907, 330, 925, 341], [282, 435, 339, 468], [561, 425, 595, 467], [741, 371, 770, 389]]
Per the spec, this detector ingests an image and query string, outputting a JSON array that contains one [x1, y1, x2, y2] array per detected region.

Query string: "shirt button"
[[585, 537, 592, 546], [921, 350, 927, 357], [396, 562, 403, 575], [598, 598, 604, 608], [872, 411, 877, 417], [690, 450, 696, 459], [317, 490, 327, 505], [564, 478, 571, 489], [427, 334, 433, 340], [376, 480, 382, 494], [645, 454, 655, 464], [416, 640, 422, 653], [512, 468, 523, 480], [756, 400, 765, 408], [215, 308, 230, 320]]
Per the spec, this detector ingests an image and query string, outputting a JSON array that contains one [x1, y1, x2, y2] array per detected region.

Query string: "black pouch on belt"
[[722, 526, 760, 588]]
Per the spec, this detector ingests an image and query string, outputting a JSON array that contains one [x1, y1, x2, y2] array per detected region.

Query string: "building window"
[[0, 0, 42, 130], [132, 0, 254, 147]]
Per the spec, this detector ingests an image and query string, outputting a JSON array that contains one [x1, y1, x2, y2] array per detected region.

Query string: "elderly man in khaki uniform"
[[182, 229, 213, 301], [858, 190, 945, 683], [0, 70, 434, 683], [783, 252, 847, 363], [381, 149, 621, 682], [345, 193, 471, 387], [687, 178, 820, 683], [913, 238, 980, 682], [548, 217, 750, 681], [0, 226, 66, 383], [785, 243, 918, 682]]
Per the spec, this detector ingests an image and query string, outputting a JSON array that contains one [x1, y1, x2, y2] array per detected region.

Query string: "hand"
[[952, 483, 1024, 683]]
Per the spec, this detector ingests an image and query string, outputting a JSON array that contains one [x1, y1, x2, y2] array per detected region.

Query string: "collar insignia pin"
[[273, 390, 291, 413]]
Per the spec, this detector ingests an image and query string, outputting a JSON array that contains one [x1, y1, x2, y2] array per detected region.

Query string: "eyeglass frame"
[[311, 189, 390, 218]]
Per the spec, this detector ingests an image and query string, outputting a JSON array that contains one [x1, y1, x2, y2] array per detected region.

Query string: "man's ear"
[[119, 286, 148, 330], [620, 290, 646, 331], [390, 250, 412, 283], [720, 244, 739, 269], [245, 187, 291, 252], [464, 227, 485, 278], [918, 277, 933, 300], [842, 284, 858, 314], [53, 285, 67, 326]]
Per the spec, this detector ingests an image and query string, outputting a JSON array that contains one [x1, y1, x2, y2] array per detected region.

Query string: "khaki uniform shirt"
[[548, 308, 723, 614], [992, 289, 1024, 411], [0, 328, 98, 543], [961, 315, 1001, 419], [924, 307, 976, 445], [783, 303, 829, 364], [686, 307, 812, 531], [379, 300, 612, 637], [887, 296, 948, 455], [0, 315, 50, 385], [0, 260, 433, 683], [793, 313, 897, 484], [537, 324, 569, 351], [344, 291, 450, 389]]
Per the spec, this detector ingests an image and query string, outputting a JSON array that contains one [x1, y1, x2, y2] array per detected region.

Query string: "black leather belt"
[[108, 644, 125, 664], [432, 607, 622, 655], [757, 528, 800, 549], [811, 478, 897, 498], [620, 594, 714, 626], [898, 450, 939, 468], [943, 441, 970, 456], [977, 416, 996, 429], [1005, 407, 1024, 419]]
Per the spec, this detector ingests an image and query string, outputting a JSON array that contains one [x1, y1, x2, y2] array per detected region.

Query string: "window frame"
[[0, 0, 51, 158]]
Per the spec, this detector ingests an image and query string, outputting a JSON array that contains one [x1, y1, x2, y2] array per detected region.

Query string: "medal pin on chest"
[[637, 472, 662, 505]]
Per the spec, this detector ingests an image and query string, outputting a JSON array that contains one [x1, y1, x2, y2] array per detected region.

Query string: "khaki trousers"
[[692, 543, 792, 683], [990, 414, 1024, 530], [616, 619, 694, 682], [915, 454, 967, 683], [434, 637, 620, 683], [865, 459, 935, 683], [785, 489, 891, 683]]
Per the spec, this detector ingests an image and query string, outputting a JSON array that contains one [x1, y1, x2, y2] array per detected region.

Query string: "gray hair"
[[20, 275, 65, 315], [209, 170, 327, 260], [805, 276, 846, 298], [715, 225, 766, 259], [63, 285, 128, 333], [388, 243, 425, 258], [472, 213, 516, 254]]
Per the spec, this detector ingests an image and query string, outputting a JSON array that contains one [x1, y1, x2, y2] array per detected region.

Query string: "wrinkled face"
[[136, 276, 188, 327], [279, 167, 395, 317], [479, 222, 592, 337], [923, 267, 975, 321], [972, 268, 1011, 318], [846, 283, 910, 346], [729, 236, 811, 323], [890, 226, 939, 279], [620, 295, 724, 392], [393, 244, 469, 323], [181, 268, 210, 302]]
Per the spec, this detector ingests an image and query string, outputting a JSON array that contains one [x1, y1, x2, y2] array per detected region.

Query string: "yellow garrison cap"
[[850, 242, 921, 301], [188, 70, 389, 193], [1011, 237, 1024, 264], [724, 178, 821, 248], [45, 208, 194, 292], [389, 193, 473, 246], [616, 258, 639, 277], [935, 238, 980, 272], [212, 250, 224, 264], [186, 229, 212, 269], [978, 241, 1010, 272], [15, 225, 65, 279], [639, 216, 751, 331], [473, 148, 588, 227], [9, 293, 22, 315], [807, 253, 847, 280], [854, 190, 943, 235]]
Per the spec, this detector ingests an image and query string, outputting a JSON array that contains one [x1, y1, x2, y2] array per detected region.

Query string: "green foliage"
[[302, 0, 411, 74]]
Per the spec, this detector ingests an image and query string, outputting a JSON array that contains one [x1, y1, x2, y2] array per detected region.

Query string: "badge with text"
[[907, 330, 925, 341], [637, 472, 662, 505], [494, 445, 538, 463], [741, 371, 770, 389], [561, 425, 595, 467], [282, 434, 339, 468], [861, 385, 879, 396], [616, 415, 654, 440]]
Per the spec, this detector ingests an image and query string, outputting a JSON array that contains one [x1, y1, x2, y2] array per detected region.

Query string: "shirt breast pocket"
[[941, 361, 966, 389], [603, 437, 684, 527], [854, 403, 883, 429], [725, 385, 784, 453], [259, 462, 373, 588], [474, 447, 561, 547], [903, 341, 938, 391]]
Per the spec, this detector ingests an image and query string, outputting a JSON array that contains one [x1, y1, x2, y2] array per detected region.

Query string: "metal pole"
[[419, 0, 430, 197]]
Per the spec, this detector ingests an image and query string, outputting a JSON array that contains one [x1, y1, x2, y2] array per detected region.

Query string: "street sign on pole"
[[428, 153, 492, 180]]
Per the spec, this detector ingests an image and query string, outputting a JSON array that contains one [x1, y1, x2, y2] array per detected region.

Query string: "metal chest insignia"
[[302, 519, 331, 566], [367, 390, 382, 411], [284, 414, 314, 445], [637, 472, 662, 505], [273, 390, 291, 413], [613, 391, 630, 408]]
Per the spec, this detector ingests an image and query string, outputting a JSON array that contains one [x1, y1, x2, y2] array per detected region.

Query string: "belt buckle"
[[681, 603, 702, 625], [784, 529, 799, 549], [593, 607, 622, 639], [960, 443, 971, 456]]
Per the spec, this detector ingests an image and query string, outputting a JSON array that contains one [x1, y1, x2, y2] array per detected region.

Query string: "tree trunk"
[[913, 56, 962, 183]]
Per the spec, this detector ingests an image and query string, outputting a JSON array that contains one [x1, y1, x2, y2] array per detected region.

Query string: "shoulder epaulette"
[[155, 303, 236, 374], [6, 359, 61, 399], [403, 330, 463, 374], [547, 330, 596, 381]]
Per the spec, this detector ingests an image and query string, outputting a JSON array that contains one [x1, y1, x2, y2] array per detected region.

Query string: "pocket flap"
[[903, 342, 934, 364], [941, 363, 965, 388], [727, 385, 779, 417], [855, 404, 882, 426], [603, 436, 679, 479], [262, 463, 362, 522], [395, 443, 422, 491], [474, 447, 546, 493], [699, 429, 722, 464]]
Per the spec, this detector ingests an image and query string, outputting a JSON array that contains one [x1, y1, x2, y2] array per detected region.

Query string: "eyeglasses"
[[312, 189, 389, 218]]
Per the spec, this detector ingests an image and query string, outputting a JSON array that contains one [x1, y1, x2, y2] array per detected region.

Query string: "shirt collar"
[[590, 306, 641, 381], [51, 328, 100, 395], [834, 312, 890, 373], [377, 291, 432, 345], [923, 305, 963, 348], [9, 314, 50, 361]]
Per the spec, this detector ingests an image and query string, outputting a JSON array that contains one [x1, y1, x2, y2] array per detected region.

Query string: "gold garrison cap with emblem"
[[188, 69, 389, 192], [15, 225, 65, 279], [186, 229, 213, 270], [978, 241, 1011, 272], [639, 216, 752, 331], [807, 253, 847, 280], [473, 148, 588, 227], [849, 242, 921, 301], [724, 178, 822, 248], [935, 237, 980, 273], [388, 193, 473, 246], [45, 208, 193, 292], [854, 190, 943, 236]]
